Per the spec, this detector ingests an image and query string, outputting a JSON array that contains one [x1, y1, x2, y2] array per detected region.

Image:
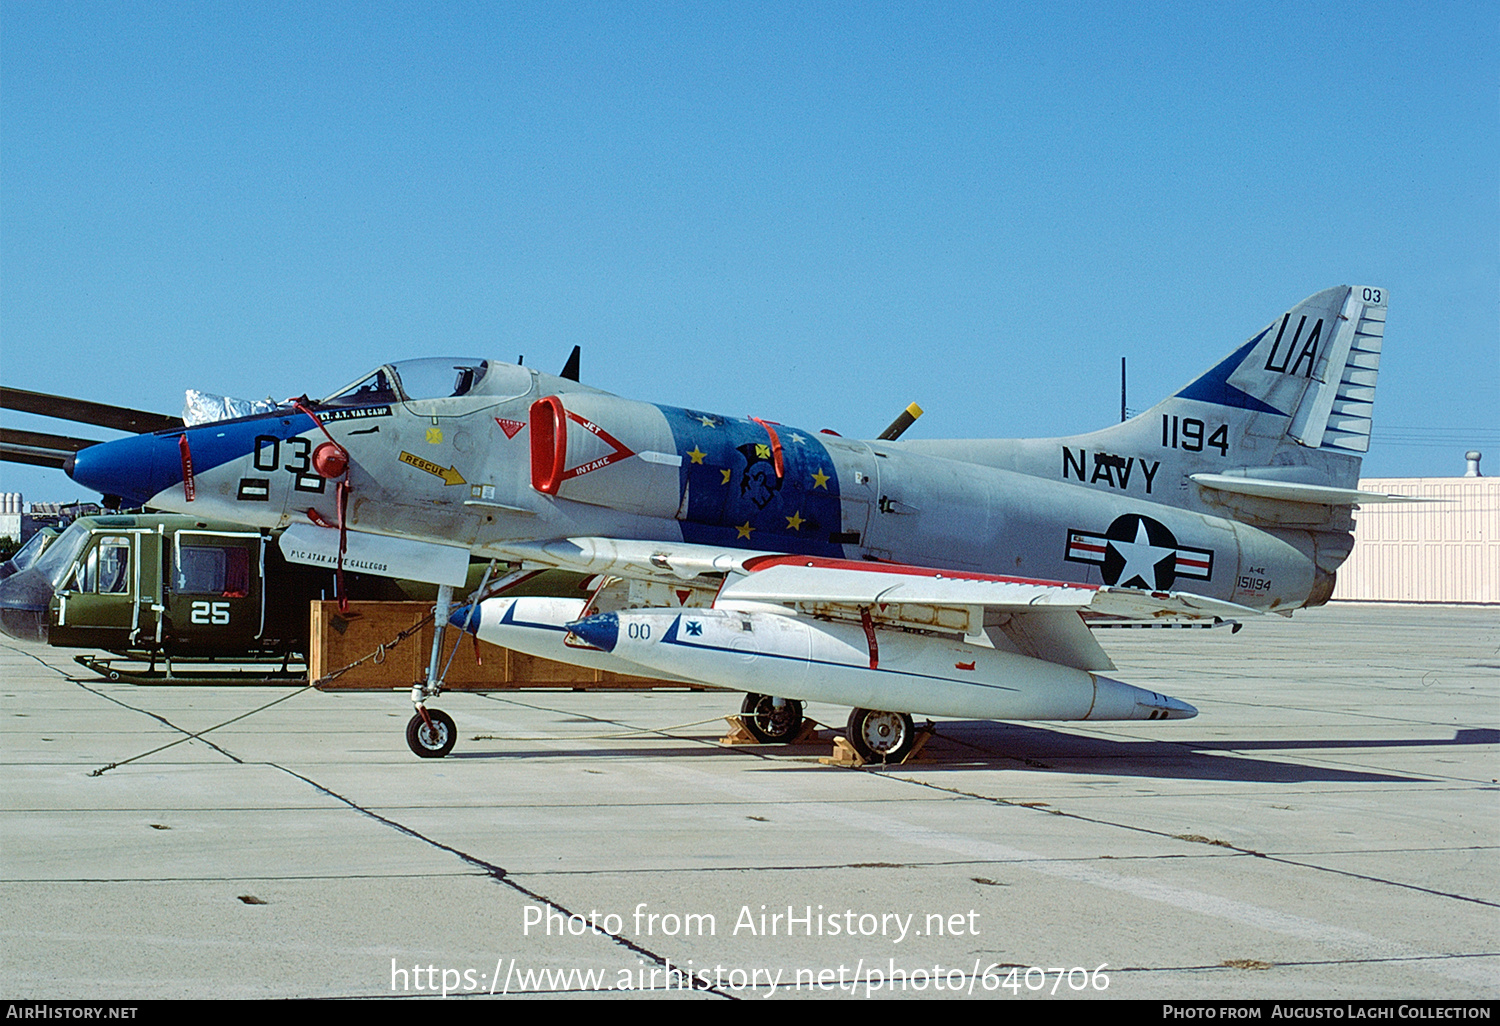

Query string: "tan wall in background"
[[1333, 478, 1499, 603]]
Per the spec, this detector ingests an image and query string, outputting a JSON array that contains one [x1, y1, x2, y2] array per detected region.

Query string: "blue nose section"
[[448, 603, 482, 636], [68, 433, 183, 507], [566, 613, 619, 653]]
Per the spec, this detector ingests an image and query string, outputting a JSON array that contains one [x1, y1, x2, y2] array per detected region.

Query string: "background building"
[[0, 493, 23, 544], [1333, 467, 1499, 604]]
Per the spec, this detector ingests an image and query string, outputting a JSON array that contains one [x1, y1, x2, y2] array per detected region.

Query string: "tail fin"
[[1077, 285, 1387, 495], [1168, 284, 1386, 459]]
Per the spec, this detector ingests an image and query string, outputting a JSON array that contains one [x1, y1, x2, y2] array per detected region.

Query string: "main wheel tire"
[[845, 708, 916, 763], [739, 693, 805, 744], [406, 708, 457, 758]]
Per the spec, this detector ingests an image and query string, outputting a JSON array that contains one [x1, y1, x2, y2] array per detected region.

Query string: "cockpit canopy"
[[321, 358, 496, 407]]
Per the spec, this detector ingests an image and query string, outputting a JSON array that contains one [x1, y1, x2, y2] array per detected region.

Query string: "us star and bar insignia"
[[1065, 513, 1214, 591]]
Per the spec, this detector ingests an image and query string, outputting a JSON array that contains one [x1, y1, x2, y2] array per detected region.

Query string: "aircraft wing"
[[498, 537, 1258, 621], [717, 555, 1260, 673], [496, 538, 1260, 673], [718, 554, 1259, 625]]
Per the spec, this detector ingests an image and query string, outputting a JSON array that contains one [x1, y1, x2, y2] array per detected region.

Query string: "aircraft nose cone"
[[566, 613, 619, 653], [68, 434, 182, 507]]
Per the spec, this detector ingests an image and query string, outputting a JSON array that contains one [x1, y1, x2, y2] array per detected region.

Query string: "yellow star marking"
[[755, 443, 771, 459], [811, 468, 830, 489], [720, 468, 732, 485], [785, 511, 805, 531], [698, 415, 716, 427], [688, 447, 706, 465], [736, 522, 755, 539]]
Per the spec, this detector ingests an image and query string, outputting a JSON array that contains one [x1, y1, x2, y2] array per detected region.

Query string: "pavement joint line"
[[1, 872, 482, 883], [469, 689, 795, 763], [6, 845, 1489, 885], [470, 689, 1485, 788], [84, 685, 319, 775], [264, 760, 738, 1000], [4, 608, 1495, 998], [6, 637, 248, 769], [31, 651, 1490, 916], [647, 762, 1500, 988], [1104, 950, 1500, 974], [884, 773, 1500, 909]]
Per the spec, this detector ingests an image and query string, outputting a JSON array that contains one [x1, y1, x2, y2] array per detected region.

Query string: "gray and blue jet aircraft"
[[65, 285, 1414, 760]]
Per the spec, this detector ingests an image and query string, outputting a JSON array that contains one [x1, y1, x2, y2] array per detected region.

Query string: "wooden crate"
[[307, 601, 706, 690]]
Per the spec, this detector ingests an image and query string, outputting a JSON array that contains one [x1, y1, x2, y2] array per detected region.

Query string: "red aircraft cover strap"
[[292, 398, 355, 612], [178, 434, 196, 502]]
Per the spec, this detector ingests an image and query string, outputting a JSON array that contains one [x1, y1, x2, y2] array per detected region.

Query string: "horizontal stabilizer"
[[1190, 473, 1445, 506]]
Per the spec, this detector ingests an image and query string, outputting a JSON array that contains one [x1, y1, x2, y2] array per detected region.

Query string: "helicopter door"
[[51, 532, 144, 649], [165, 531, 264, 654]]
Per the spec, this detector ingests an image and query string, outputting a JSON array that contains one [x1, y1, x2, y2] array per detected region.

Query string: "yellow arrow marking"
[[400, 451, 466, 485]]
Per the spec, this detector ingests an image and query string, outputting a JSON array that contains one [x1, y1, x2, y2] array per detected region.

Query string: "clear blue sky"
[[3, 1, 1496, 504]]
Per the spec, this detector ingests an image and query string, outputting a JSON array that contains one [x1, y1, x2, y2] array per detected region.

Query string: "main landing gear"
[[845, 707, 917, 763], [739, 693, 806, 744]]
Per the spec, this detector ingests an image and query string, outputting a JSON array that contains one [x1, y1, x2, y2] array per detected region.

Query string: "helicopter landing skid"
[[73, 654, 307, 687]]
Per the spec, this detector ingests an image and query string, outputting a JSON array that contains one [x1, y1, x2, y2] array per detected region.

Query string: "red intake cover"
[[530, 396, 566, 494]]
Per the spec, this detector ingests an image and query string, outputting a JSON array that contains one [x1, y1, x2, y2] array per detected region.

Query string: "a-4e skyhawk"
[[65, 285, 1418, 760]]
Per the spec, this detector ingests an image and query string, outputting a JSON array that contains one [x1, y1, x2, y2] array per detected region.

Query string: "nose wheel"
[[845, 708, 916, 763], [406, 708, 457, 758]]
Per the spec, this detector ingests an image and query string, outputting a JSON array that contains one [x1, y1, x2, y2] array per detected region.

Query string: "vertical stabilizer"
[[1069, 286, 1388, 493], [1284, 289, 1385, 454], [1170, 285, 1388, 462]]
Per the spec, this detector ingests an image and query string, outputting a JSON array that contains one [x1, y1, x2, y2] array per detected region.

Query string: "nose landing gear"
[[406, 707, 456, 758]]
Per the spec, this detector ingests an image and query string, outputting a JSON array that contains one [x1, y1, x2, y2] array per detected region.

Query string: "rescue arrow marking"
[[400, 450, 467, 485]]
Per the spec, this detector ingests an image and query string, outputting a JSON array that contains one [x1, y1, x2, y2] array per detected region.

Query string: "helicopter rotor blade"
[[0, 427, 103, 469], [0, 387, 182, 434]]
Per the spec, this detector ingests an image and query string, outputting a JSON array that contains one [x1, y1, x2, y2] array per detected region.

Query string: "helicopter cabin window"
[[34, 521, 93, 591], [72, 536, 131, 594], [176, 546, 251, 598], [8, 530, 54, 574]]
